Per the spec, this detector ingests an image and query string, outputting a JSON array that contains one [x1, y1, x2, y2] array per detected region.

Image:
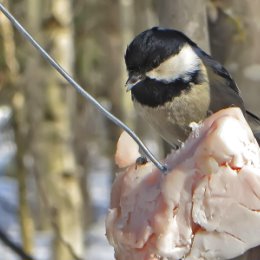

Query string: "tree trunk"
[[42, 1, 84, 258], [208, 0, 260, 116], [99, 0, 126, 172], [22, 0, 84, 259], [13, 96, 34, 259], [1, 0, 34, 256], [73, 0, 99, 228], [119, 0, 135, 128], [157, 0, 210, 52]]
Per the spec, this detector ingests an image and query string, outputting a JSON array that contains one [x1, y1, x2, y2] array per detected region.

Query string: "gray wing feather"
[[198, 48, 260, 143]]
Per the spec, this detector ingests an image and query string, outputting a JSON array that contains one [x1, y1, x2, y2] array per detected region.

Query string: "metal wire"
[[0, 3, 168, 173]]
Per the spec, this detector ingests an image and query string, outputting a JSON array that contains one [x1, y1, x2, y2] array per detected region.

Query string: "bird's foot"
[[135, 156, 148, 169]]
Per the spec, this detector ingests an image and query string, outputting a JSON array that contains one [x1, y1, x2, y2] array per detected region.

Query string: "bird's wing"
[[246, 110, 260, 144], [203, 61, 245, 113], [198, 49, 260, 143], [198, 49, 240, 93]]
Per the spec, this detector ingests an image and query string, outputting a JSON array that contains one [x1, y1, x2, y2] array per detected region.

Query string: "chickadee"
[[125, 27, 260, 148]]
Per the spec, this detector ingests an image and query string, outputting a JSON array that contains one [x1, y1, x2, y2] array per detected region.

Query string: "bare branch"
[[0, 228, 36, 260]]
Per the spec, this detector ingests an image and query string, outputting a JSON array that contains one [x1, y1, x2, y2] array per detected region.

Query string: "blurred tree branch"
[[0, 228, 35, 260]]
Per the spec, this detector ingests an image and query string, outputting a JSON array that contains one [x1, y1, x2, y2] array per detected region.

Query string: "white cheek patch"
[[146, 45, 200, 83]]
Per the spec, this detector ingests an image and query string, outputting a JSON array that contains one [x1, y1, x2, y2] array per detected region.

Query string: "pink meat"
[[106, 108, 260, 260]]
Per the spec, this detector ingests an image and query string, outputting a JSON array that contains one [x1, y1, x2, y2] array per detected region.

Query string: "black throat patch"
[[131, 70, 204, 107]]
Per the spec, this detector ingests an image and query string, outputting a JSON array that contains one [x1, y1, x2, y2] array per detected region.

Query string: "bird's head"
[[125, 27, 201, 92]]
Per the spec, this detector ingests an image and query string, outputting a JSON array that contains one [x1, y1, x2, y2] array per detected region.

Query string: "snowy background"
[[0, 106, 114, 260]]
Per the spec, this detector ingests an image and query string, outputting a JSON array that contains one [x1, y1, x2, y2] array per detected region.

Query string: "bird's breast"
[[133, 82, 210, 147]]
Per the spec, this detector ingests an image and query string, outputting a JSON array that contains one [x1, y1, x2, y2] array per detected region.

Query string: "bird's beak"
[[125, 74, 144, 92]]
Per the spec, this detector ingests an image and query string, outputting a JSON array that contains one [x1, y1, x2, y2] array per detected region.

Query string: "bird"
[[124, 26, 260, 149]]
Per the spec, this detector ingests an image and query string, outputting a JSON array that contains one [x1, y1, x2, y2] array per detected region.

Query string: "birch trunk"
[[42, 1, 83, 259], [1, 0, 34, 256], [23, 0, 84, 259]]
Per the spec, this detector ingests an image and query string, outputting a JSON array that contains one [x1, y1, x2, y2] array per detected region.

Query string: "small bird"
[[125, 27, 260, 148]]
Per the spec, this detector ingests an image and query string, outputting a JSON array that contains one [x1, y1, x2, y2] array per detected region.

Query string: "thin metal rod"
[[0, 4, 167, 173]]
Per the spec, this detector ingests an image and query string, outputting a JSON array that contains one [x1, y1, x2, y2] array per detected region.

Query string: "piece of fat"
[[106, 107, 260, 260]]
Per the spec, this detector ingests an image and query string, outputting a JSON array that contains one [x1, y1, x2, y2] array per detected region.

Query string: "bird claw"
[[135, 156, 148, 169]]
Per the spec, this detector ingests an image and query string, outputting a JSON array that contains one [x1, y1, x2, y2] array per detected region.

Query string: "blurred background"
[[0, 0, 260, 259]]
